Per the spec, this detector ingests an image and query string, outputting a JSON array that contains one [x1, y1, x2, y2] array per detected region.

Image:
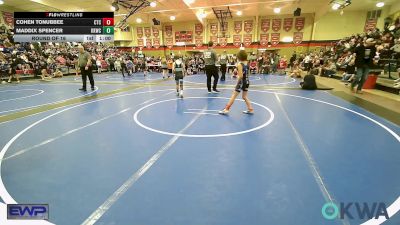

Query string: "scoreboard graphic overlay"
[[14, 12, 114, 42]]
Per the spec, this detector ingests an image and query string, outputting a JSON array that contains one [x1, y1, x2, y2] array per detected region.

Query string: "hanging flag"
[[152, 27, 159, 37], [233, 35, 242, 47], [261, 19, 270, 32], [244, 20, 253, 33], [165, 25, 173, 37], [144, 27, 151, 38], [260, 33, 269, 46], [295, 17, 305, 31], [153, 38, 160, 48], [272, 19, 282, 32], [210, 23, 218, 35], [283, 18, 293, 32], [271, 33, 280, 46], [293, 32, 303, 44], [195, 23, 203, 35], [195, 36, 203, 47], [243, 34, 252, 47], [137, 38, 144, 47], [137, 27, 143, 38], [234, 21, 242, 33]]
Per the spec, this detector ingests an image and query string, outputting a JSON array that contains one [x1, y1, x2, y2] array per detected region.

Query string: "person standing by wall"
[[204, 41, 220, 93], [77, 45, 94, 91], [219, 50, 228, 81]]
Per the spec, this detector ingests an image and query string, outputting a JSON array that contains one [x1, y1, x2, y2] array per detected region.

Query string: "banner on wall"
[[271, 33, 280, 46], [2, 11, 13, 27], [144, 27, 151, 38], [137, 27, 143, 38], [195, 23, 203, 35], [260, 33, 269, 46], [137, 38, 144, 47], [219, 37, 228, 47], [153, 38, 160, 49], [166, 37, 173, 49], [195, 36, 203, 47], [210, 36, 218, 46], [234, 21, 242, 33], [293, 32, 303, 44], [243, 34, 252, 47], [152, 27, 159, 37], [175, 31, 193, 43], [165, 25, 173, 37], [233, 35, 242, 47], [283, 18, 293, 32], [210, 23, 218, 35], [295, 17, 305, 31], [364, 18, 377, 32], [272, 19, 281, 32], [244, 20, 253, 33], [261, 18, 270, 32], [146, 39, 152, 48]]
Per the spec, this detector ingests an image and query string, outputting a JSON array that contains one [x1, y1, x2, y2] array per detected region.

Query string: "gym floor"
[[0, 72, 399, 225]]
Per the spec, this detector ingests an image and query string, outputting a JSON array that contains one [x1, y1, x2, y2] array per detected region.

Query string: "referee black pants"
[[80, 66, 94, 90], [220, 64, 227, 81], [205, 65, 219, 91]]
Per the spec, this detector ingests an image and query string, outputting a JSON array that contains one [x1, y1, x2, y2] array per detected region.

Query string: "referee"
[[78, 45, 94, 91], [219, 50, 228, 81], [204, 41, 220, 93]]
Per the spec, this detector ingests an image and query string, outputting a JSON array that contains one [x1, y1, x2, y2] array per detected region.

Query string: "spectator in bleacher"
[[108, 56, 115, 72], [52, 68, 63, 78], [302, 53, 312, 71], [271, 53, 279, 73], [7, 55, 22, 83], [96, 58, 102, 74], [114, 57, 121, 72], [40, 68, 52, 80], [277, 56, 288, 75], [289, 52, 297, 69], [390, 38, 400, 58], [289, 60, 302, 78], [320, 59, 336, 77], [341, 58, 356, 84]]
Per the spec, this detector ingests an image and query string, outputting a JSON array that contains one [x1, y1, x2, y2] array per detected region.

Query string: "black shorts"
[[235, 79, 249, 92], [175, 73, 183, 81]]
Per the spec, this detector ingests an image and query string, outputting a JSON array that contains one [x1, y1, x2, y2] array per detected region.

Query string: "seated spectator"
[[96, 59, 102, 74], [320, 60, 336, 77], [289, 61, 302, 78], [41, 69, 52, 80], [260, 56, 271, 74], [114, 58, 121, 72], [52, 68, 63, 78], [300, 73, 317, 90], [340, 57, 356, 84], [8, 56, 22, 83], [394, 76, 400, 88], [249, 60, 257, 74], [277, 56, 288, 75]]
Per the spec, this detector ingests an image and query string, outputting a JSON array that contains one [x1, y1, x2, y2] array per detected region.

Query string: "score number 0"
[[103, 18, 114, 26]]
